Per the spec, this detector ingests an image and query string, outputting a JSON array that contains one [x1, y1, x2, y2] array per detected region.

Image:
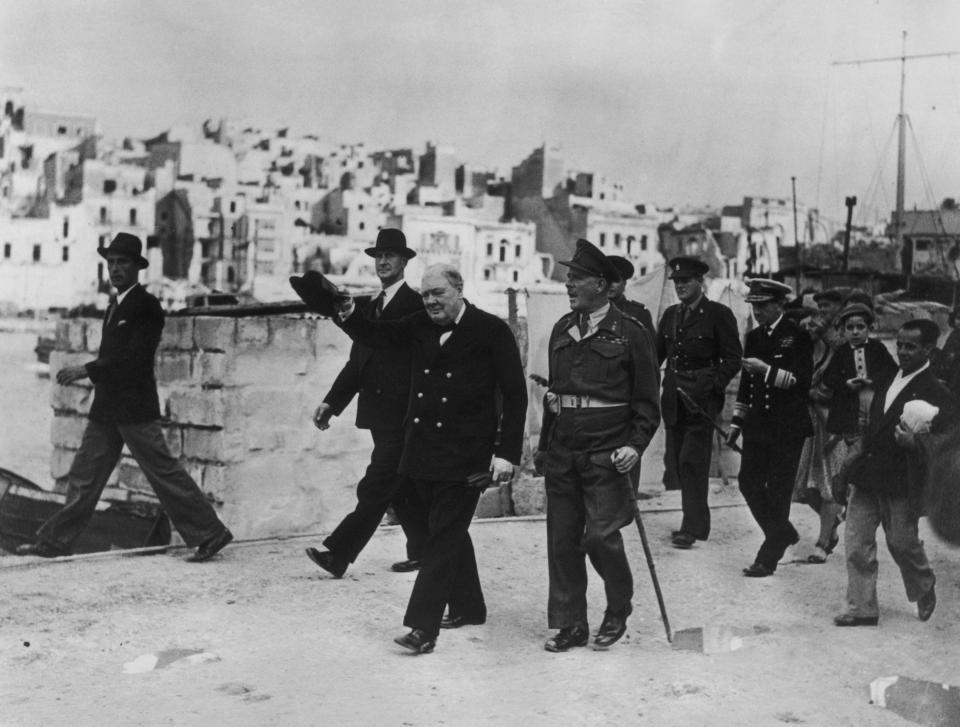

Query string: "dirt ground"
[[2, 485, 959, 727]]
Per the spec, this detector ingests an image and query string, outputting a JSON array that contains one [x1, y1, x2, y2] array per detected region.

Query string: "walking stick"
[[624, 473, 673, 643]]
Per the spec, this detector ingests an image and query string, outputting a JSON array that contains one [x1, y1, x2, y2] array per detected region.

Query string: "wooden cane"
[[625, 473, 673, 643]]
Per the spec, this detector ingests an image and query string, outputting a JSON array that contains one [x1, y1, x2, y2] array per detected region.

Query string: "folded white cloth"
[[900, 400, 940, 433]]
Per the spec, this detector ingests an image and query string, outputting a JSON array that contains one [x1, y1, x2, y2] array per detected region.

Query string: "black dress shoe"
[[544, 624, 590, 652], [833, 613, 879, 627], [390, 559, 421, 573], [187, 528, 233, 562], [593, 611, 629, 650], [742, 562, 775, 577], [672, 532, 695, 549], [440, 614, 486, 629], [305, 547, 347, 578], [394, 629, 436, 654], [917, 585, 936, 622], [15, 541, 69, 558]]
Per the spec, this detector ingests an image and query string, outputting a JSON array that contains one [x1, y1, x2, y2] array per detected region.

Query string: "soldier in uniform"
[[535, 239, 661, 652], [606, 255, 655, 334], [728, 278, 814, 577], [655, 256, 742, 549]]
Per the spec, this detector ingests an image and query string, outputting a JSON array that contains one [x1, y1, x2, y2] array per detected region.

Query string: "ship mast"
[[832, 31, 959, 292]]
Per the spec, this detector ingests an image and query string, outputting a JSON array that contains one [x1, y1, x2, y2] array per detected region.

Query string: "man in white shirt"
[[834, 319, 956, 627]]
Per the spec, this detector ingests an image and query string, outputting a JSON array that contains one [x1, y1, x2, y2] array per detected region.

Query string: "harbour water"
[[0, 331, 55, 488]]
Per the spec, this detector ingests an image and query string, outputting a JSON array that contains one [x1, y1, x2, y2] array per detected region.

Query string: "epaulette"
[[621, 314, 647, 331]]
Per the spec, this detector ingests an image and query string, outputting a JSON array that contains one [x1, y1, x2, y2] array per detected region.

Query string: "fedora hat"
[[98, 232, 148, 269], [364, 228, 416, 259]]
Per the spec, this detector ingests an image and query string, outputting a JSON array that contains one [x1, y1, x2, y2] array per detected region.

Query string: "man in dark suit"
[[536, 239, 661, 652], [606, 255, 655, 334], [304, 229, 426, 578], [834, 319, 956, 627], [330, 263, 527, 654], [655, 256, 742, 549], [16, 233, 233, 562], [728, 278, 813, 577]]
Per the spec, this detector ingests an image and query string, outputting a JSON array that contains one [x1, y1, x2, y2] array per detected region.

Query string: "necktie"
[[105, 296, 118, 326], [373, 292, 384, 319], [578, 313, 590, 338]]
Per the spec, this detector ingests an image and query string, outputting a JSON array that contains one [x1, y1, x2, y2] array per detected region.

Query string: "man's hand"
[[610, 446, 639, 474], [741, 357, 769, 376], [313, 403, 333, 431], [336, 296, 355, 321], [56, 365, 89, 386], [726, 425, 742, 447], [894, 423, 917, 450], [491, 457, 514, 483]]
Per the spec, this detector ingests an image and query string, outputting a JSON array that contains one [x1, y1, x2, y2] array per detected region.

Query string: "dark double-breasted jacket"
[[821, 338, 898, 436], [853, 367, 956, 498], [732, 316, 814, 442], [324, 282, 423, 431], [85, 283, 163, 425], [655, 298, 742, 427], [339, 302, 528, 481], [539, 306, 661, 455]]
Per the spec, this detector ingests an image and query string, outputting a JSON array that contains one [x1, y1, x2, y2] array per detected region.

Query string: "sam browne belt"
[[559, 395, 628, 409]]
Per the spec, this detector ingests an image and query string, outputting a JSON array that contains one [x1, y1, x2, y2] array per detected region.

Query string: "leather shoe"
[[742, 562, 775, 577], [15, 541, 69, 558], [672, 532, 696, 549], [187, 528, 233, 562], [833, 613, 879, 627], [544, 624, 589, 653], [390, 559, 421, 573], [593, 610, 630, 650], [394, 629, 436, 654], [917, 585, 936, 622], [305, 547, 347, 578], [440, 614, 486, 629]]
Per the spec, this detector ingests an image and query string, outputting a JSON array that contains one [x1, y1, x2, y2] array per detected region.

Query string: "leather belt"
[[559, 395, 628, 409]]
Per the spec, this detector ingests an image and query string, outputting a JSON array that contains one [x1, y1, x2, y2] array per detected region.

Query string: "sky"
[[3, 0, 960, 226]]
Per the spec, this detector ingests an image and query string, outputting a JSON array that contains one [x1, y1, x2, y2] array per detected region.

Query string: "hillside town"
[[4, 85, 957, 318]]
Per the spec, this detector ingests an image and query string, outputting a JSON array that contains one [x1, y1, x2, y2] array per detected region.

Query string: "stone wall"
[[49, 314, 516, 540]]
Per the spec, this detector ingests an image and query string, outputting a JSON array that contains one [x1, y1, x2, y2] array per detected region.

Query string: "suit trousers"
[[843, 485, 935, 618], [403, 478, 484, 637], [664, 402, 716, 540], [323, 427, 425, 563], [738, 435, 805, 570], [37, 419, 224, 552], [545, 447, 635, 629]]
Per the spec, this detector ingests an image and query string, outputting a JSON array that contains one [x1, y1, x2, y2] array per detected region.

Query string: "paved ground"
[[2, 485, 959, 727]]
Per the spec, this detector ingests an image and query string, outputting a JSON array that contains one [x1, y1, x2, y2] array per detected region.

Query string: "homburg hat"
[[289, 270, 349, 318], [559, 239, 620, 280], [744, 278, 793, 303], [98, 232, 149, 269], [667, 256, 709, 280], [364, 228, 416, 259]]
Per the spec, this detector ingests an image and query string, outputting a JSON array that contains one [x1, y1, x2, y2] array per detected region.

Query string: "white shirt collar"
[[766, 313, 784, 333], [116, 283, 138, 306], [380, 278, 404, 307], [883, 361, 930, 412]]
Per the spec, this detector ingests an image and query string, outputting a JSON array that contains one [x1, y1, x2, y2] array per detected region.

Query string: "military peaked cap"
[[744, 278, 793, 303], [607, 255, 634, 282], [559, 239, 619, 280], [667, 256, 709, 279]]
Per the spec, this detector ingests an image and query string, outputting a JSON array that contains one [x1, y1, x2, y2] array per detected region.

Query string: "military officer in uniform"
[[536, 239, 661, 652], [728, 278, 814, 577], [606, 255, 655, 334], [655, 256, 742, 549]]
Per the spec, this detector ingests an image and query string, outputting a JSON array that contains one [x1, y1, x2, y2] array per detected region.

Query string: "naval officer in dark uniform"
[[728, 278, 813, 577], [536, 239, 661, 652], [655, 256, 742, 549]]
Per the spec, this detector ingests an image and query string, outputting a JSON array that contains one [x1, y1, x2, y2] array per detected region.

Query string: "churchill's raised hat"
[[364, 228, 416, 259], [559, 238, 619, 280], [667, 256, 709, 279], [744, 278, 793, 303], [97, 232, 149, 269]]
